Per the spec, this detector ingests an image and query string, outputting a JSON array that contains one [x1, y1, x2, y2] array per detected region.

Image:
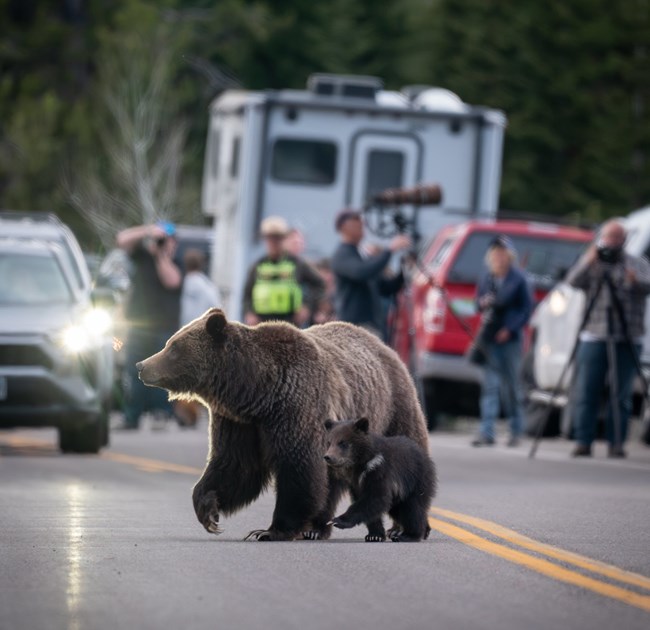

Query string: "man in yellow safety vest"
[[243, 216, 326, 326]]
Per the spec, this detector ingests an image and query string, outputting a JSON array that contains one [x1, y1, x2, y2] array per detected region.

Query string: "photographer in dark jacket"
[[330, 209, 411, 338], [566, 219, 650, 458], [472, 236, 533, 447], [116, 222, 182, 430]]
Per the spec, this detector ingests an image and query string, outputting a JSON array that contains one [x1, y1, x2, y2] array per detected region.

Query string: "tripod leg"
[[528, 337, 582, 458], [528, 279, 606, 459]]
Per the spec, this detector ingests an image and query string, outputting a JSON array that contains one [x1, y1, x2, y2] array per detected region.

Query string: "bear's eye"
[[337, 441, 348, 449]]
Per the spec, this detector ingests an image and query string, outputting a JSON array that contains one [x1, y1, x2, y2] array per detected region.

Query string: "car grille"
[[0, 345, 54, 370]]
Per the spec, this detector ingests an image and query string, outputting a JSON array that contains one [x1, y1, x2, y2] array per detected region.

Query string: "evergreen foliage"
[[1, 0, 647, 247]]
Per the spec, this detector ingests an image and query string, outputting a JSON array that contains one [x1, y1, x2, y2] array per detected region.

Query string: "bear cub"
[[324, 418, 436, 542]]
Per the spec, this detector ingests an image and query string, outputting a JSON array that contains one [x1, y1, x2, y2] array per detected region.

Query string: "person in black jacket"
[[330, 209, 411, 338]]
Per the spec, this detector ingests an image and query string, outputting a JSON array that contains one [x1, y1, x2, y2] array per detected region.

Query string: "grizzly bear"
[[136, 308, 429, 541], [324, 418, 435, 542]]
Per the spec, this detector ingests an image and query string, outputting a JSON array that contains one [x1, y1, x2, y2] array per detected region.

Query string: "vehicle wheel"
[[521, 347, 560, 438], [59, 417, 102, 454], [421, 379, 442, 432], [100, 402, 111, 447]]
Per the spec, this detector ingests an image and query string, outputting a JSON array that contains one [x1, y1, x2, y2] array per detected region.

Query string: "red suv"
[[392, 220, 594, 429]]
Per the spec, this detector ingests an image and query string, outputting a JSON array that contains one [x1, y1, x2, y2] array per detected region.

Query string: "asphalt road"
[[1, 419, 649, 630]]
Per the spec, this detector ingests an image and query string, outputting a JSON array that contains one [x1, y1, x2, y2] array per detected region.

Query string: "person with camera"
[[566, 219, 650, 458], [331, 208, 411, 339], [471, 236, 533, 447], [116, 222, 182, 430]]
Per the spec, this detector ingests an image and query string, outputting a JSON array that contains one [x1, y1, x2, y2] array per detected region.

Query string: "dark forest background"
[[1, 0, 649, 247]]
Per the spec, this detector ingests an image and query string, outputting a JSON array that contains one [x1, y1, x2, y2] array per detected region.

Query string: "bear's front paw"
[[328, 515, 354, 530], [193, 489, 222, 535], [365, 534, 386, 542]]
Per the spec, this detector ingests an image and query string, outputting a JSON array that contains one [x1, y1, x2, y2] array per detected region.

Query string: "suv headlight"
[[59, 308, 113, 354]]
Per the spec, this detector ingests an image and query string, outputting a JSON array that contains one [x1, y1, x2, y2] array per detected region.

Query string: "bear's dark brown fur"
[[137, 308, 429, 541], [324, 418, 436, 542]]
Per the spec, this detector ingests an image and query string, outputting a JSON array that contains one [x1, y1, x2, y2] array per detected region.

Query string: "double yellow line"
[[3, 433, 650, 613], [429, 507, 650, 613]]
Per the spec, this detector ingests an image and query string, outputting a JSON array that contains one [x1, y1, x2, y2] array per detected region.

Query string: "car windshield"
[[447, 232, 590, 290], [0, 253, 73, 305]]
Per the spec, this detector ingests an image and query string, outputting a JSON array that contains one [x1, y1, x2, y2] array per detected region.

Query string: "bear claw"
[[365, 535, 385, 542], [302, 531, 321, 540], [244, 529, 273, 542]]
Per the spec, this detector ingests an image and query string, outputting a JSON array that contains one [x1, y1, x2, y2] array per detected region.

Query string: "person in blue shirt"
[[472, 235, 533, 447]]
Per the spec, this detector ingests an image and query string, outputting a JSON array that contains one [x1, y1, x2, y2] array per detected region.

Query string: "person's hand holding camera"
[[389, 234, 412, 253], [479, 293, 496, 311]]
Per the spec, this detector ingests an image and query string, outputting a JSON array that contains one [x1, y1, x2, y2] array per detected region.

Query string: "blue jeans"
[[572, 340, 641, 447], [479, 338, 524, 440], [123, 328, 174, 428]]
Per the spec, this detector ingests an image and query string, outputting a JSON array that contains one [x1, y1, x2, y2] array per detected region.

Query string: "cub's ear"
[[206, 309, 227, 342], [354, 418, 369, 434], [323, 419, 336, 432]]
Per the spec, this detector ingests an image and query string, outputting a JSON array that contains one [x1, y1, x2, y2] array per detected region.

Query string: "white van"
[[527, 206, 650, 433], [201, 74, 507, 319]]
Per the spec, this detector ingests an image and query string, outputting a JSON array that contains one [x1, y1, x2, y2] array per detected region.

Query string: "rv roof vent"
[[307, 74, 383, 100], [413, 88, 467, 113]]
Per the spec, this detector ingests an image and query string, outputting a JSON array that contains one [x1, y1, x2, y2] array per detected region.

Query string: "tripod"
[[529, 268, 650, 458]]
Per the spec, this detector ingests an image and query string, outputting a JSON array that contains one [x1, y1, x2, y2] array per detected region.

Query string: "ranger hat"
[[260, 216, 290, 238]]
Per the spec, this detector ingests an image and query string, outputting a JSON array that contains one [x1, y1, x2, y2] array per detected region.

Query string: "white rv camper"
[[201, 74, 507, 319]]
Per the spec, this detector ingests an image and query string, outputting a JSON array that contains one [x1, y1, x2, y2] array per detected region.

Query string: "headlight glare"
[[62, 325, 92, 354]]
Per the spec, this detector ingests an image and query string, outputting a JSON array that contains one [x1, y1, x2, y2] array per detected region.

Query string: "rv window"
[[271, 139, 337, 185], [210, 130, 221, 179], [365, 150, 404, 200], [231, 137, 241, 178]]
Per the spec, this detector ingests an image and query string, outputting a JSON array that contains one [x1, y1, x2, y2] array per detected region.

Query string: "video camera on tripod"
[[363, 183, 443, 247]]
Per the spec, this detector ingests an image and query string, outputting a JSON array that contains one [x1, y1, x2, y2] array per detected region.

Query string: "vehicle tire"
[[421, 379, 442, 432], [521, 347, 561, 438], [59, 416, 102, 454], [100, 402, 111, 447]]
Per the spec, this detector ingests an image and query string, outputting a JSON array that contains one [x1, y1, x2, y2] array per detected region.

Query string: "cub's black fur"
[[324, 418, 436, 542]]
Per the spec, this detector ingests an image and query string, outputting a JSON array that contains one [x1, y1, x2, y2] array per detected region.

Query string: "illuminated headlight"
[[59, 308, 113, 354], [548, 290, 568, 316], [62, 325, 93, 354]]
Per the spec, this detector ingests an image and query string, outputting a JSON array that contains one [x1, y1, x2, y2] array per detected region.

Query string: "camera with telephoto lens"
[[466, 293, 501, 366], [596, 243, 623, 264]]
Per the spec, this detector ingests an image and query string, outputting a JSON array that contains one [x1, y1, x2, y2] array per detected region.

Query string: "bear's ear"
[[206, 309, 227, 342], [323, 419, 335, 432], [354, 418, 369, 434]]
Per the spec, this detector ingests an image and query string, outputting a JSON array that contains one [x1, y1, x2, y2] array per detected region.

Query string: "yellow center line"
[[431, 507, 650, 592], [99, 451, 203, 476], [428, 516, 650, 613]]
